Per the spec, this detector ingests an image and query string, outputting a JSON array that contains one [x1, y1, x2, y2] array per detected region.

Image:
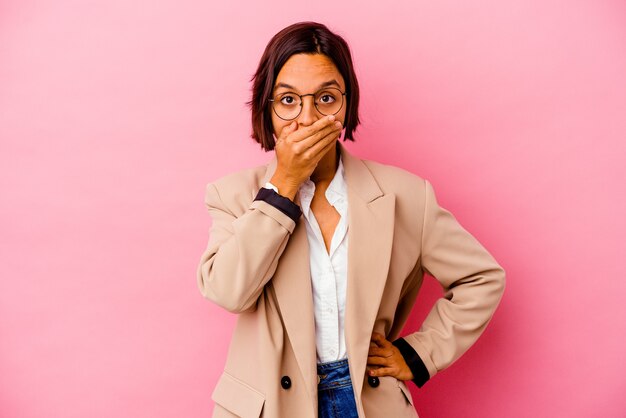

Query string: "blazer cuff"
[[392, 337, 430, 388], [254, 187, 302, 224]]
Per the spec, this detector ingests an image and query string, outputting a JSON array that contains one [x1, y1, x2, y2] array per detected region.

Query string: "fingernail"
[[335, 121, 342, 128], [327, 115, 335, 121]]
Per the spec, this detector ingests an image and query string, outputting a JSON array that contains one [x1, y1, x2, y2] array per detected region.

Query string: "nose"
[[297, 95, 320, 127]]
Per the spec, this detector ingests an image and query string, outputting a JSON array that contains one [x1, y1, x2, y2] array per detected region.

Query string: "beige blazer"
[[197, 141, 505, 418]]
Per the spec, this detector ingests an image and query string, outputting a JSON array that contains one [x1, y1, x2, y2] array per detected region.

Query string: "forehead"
[[274, 53, 344, 91]]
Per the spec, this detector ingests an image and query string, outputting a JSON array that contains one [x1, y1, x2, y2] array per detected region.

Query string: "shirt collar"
[[325, 155, 346, 206]]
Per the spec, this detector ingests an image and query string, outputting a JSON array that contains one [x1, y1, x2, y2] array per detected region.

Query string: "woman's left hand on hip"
[[366, 332, 414, 381]]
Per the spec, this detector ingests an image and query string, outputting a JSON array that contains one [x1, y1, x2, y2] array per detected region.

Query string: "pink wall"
[[1, 1, 625, 417]]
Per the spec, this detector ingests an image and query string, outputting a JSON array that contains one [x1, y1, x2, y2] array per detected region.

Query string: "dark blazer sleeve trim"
[[392, 337, 430, 388], [254, 187, 302, 224]]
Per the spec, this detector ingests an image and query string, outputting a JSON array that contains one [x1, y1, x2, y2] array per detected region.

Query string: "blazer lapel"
[[339, 142, 396, 401], [258, 141, 396, 407], [259, 156, 318, 406]]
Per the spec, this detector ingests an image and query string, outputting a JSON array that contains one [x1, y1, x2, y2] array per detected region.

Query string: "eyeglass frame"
[[267, 87, 347, 121]]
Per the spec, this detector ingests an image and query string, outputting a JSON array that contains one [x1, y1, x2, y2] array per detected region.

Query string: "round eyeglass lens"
[[272, 88, 344, 120]]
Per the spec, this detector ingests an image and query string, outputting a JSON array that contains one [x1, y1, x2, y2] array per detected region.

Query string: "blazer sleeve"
[[393, 179, 506, 387], [196, 182, 302, 313]]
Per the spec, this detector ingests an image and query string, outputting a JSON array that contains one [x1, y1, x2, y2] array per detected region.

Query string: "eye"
[[317, 91, 337, 104], [279, 94, 298, 106]]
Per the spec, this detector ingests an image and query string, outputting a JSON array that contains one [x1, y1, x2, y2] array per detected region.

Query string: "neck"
[[310, 142, 339, 184]]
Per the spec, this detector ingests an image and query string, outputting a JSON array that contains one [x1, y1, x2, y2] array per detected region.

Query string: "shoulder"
[[203, 162, 269, 213], [359, 158, 428, 197], [356, 158, 442, 227], [210, 163, 267, 191]]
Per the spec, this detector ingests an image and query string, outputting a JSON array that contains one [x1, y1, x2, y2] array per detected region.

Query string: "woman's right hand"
[[270, 115, 343, 200]]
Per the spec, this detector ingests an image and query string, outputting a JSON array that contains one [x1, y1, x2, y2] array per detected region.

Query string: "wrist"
[[392, 337, 430, 388], [268, 176, 299, 201]]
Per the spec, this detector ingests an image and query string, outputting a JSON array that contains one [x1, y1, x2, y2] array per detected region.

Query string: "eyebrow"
[[273, 80, 341, 92]]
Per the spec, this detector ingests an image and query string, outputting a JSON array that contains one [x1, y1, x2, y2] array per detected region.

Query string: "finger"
[[294, 122, 341, 152], [367, 355, 391, 366], [303, 130, 339, 162], [311, 136, 338, 165], [371, 332, 392, 348], [368, 366, 396, 377], [370, 332, 384, 346], [291, 117, 341, 143], [368, 346, 393, 357], [278, 121, 298, 142]]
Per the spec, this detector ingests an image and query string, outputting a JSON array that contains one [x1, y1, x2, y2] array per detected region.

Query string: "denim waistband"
[[317, 358, 349, 373], [317, 358, 352, 391]]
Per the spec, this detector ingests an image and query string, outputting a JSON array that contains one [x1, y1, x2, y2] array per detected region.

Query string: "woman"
[[197, 21, 505, 418]]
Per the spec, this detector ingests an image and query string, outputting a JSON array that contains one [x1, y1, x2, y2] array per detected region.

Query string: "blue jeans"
[[317, 358, 359, 418]]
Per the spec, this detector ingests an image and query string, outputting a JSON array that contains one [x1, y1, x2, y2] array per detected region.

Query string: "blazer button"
[[368, 376, 380, 388], [281, 375, 292, 390]]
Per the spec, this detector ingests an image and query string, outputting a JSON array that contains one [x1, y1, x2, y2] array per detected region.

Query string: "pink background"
[[1, 1, 625, 417]]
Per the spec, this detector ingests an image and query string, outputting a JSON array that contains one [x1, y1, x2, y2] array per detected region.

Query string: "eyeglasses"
[[268, 87, 346, 121]]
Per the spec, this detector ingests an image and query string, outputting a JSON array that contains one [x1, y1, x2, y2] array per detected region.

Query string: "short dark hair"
[[247, 21, 361, 151]]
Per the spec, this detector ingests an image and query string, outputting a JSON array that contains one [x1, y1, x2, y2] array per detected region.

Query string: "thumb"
[[280, 121, 297, 140]]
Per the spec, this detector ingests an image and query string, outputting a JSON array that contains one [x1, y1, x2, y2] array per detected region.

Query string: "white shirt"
[[297, 156, 349, 364]]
